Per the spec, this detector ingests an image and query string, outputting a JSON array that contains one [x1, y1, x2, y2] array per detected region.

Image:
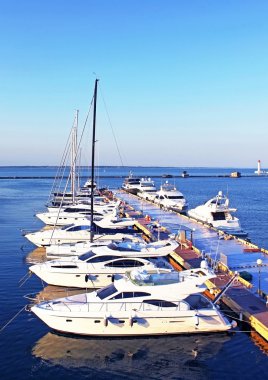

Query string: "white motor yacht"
[[187, 191, 247, 236], [29, 254, 168, 288], [45, 234, 144, 259], [45, 237, 178, 259], [154, 181, 188, 213], [137, 189, 157, 202], [46, 198, 120, 213], [24, 215, 138, 247], [137, 179, 157, 201], [93, 239, 178, 258], [31, 261, 236, 336], [135, 178, 156, 194], [122, 173, 141, 194], [36, 206, 117, 226]]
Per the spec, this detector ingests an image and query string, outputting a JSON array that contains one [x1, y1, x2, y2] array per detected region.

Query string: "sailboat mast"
[[71, 110, 78, 204], [90, 79, 99, 242]]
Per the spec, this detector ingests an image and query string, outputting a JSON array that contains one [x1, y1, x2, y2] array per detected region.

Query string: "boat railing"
[[48, 299, 191, 313]]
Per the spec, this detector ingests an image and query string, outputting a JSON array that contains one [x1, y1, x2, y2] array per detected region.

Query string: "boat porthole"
[[66, 319, 72, 322]]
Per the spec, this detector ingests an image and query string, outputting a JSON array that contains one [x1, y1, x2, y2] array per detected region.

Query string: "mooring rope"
[[0, 306, 26, 333], [18, 273, 32, 288]]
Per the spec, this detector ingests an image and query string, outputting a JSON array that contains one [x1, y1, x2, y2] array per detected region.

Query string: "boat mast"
[[90, 79, 99, 242], [71, 110, 78, 204]]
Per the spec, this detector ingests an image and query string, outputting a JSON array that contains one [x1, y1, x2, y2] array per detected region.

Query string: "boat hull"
[[31, 306, 232, 336], [30, 268, 122, 288]]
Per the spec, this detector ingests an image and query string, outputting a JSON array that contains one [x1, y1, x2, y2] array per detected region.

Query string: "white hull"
[[30, 259, 158, 288], [36, 212, 92, 226], [30, 268, 125, 288], [45, 233, 144, 258], [32, 303, 232, 336], [188, 209, 246, 236], [137, 191, 157, 201], [25, 230, 92, 247]]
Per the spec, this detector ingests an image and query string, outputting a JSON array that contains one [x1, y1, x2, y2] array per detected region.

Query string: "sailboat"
[[48, 111, 92, 207]]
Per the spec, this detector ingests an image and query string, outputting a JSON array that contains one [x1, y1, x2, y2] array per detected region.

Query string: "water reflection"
[[30, 285, 92, 303], [32, 331, 231, 379]]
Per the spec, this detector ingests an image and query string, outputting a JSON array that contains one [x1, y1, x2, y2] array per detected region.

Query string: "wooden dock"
[[127, 206, 268, 342]]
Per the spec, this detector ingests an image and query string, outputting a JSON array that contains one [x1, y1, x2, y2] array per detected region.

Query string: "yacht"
[[35, 208, 116, 226], [31, 261, 236, 336], [137, 189, 157, 202], [24, 215, 138, 247], [154, 181, 188, 213], [24, 223, 93, 247], [46, 197, 120, 213], [137, 178, 157, 200], [29, 254, 169, 288], [122, 172, 141, 194], [45, 234, 144, 259], [45, 238, 178, 260], [187, 191, 247, 236], [136, 178, 156, 193], [97, 238, 178, 258]]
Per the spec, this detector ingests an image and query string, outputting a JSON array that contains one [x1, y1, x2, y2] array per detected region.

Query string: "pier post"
[[257, 259, 263, 295]]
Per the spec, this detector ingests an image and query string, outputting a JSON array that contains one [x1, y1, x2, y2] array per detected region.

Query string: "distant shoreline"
[[0, 175, 266, 180]]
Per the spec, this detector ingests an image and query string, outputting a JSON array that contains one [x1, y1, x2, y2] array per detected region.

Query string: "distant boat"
[[154, 181, 188, 214], [188, 191, 247, 236], [230, 171, 241, 178], [181, 170, 189, 178], [122, 172, 141, 194]]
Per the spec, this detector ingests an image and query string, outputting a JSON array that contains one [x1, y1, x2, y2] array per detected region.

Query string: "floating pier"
[[120, 190, 268, 342]]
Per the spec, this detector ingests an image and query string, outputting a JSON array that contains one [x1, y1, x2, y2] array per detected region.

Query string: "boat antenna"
[[90, 78, 99, 242]]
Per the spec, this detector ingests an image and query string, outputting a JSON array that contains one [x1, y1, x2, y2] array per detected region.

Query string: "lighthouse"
[[257, 160, 261, 175], [254, 160, 263, 175]]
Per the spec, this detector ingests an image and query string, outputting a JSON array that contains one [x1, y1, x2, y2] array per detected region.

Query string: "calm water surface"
[[0, 167, 268, 379]]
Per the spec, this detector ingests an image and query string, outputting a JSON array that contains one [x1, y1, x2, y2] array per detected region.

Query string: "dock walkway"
[[119, 190, 268, 341]]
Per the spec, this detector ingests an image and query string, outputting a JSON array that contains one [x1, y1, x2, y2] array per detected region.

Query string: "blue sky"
[[0, 0, 268, 167]]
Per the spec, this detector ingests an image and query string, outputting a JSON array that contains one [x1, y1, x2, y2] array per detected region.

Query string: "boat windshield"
[[61, 224, 75, 230], [212, 212, 226, 221], [97, 284, 117, 300], [167, 195, 184, 200], [78, 252, 95, 261], [65, 225, 91, 232], [184, 294, 211, 309]]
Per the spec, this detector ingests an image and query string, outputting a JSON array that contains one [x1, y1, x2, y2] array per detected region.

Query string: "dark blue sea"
[[0, 166, 268, 380]]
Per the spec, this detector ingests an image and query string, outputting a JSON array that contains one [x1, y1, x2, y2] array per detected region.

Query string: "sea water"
[[0, 166, 268, 380]]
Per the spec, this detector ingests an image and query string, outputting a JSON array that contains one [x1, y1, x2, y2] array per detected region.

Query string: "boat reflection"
[[30, 285, 93, 303], [32, 331, 231, 379], [250, 331, 268, 355]]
